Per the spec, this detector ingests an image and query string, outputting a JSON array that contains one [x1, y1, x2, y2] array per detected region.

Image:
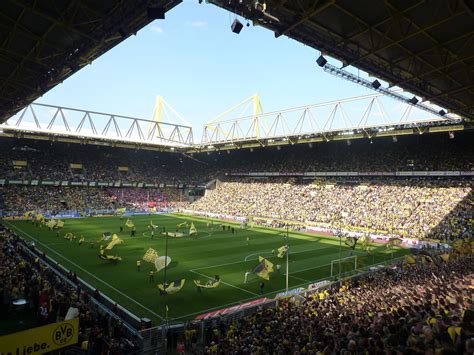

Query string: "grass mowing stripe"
[[5, 215, 410, 324], [4, 221, 164, 321]]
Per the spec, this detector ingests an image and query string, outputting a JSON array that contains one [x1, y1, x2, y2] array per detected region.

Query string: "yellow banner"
[[70, 163, 83, 169], [0, 318, 79, 354], [12, 160, 27, 167], [118, 166, 129, 171]]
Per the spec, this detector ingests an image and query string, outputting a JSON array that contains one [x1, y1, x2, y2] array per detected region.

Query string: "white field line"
[[5, 222, 164, 320], [244, 251, 274, 261], [193, 245, 337, 272], [141, 231, 212, 239], [287, 250, 369, 275], [288, 274, 310, 282], [190, 270, 259, 296], [244, 245, 334, 261]]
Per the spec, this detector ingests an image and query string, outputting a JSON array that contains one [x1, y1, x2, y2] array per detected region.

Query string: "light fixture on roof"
[[409, 96, 419, 105], [316, 55, 327, 67], [231, 18, 244, 34], [371, 80, 381, 89]]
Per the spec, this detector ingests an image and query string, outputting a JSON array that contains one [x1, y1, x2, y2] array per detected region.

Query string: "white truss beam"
[[201, 92, 462, 146], [0, 103, 194, 148]]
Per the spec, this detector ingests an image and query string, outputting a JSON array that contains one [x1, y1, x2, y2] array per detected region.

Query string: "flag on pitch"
[[158, 279, 185, 294], [149, 220, 158, 230], [189, 223, 197, 236], [24, 211, 35, 218], [99, 232, 112, 242], [253, 256, 274, 280], [344, 237, 357, 249], [142, 248, 159, 263], [155, 256, 171, 272], [46, 219, 58, 229], [105, 234, 123, 250], [277, 245, 288, 258], [125, 218, 135, 228], [116, 207, 126, 215]]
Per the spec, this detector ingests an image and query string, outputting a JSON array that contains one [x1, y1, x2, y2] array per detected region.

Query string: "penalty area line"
[[244, 245, 334, 262], [5, 222, 164, 321]]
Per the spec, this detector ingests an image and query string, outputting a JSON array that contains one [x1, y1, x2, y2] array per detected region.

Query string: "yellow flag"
[[253, 256, 274, 280], [158, 279, 185, 294], [125, 218, 134, 228], [277, 245, 288, 258], [189, 223, 197, 236], [142, 248, 159, 263], [105, 234, 123, 250]]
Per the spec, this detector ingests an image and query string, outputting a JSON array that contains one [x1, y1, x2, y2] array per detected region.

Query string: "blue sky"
[[30, 1, 439, 141]]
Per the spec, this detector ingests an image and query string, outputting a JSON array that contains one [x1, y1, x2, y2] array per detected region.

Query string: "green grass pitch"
[[4, 214, 409, 325]]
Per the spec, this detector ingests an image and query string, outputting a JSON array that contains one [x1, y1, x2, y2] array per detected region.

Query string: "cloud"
[[151, 26, 164, 34], [186, 20, 207, 28]]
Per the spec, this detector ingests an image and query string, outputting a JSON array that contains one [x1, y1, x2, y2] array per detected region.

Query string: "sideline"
[[5, 222, 164, 320]]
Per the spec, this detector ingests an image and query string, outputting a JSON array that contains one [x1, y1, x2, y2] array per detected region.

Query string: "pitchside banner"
[[195, 298, 268, 320], [0, 318, 79, 355]]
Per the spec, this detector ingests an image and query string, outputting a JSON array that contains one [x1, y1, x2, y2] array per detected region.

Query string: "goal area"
[[330, 255, 358, 277]]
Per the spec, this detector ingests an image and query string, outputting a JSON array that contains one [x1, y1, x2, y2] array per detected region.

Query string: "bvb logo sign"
[[52, 323, 75, 345]]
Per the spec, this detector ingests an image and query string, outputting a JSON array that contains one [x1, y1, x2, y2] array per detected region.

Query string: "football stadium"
[[0, 1, 473, 354]]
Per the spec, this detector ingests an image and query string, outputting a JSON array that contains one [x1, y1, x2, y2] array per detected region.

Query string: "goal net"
[[330, 255, 358, 277]]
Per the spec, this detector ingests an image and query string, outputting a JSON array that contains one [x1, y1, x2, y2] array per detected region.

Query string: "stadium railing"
[[15, 236, 144, 348], [139, 254, 408, 352]]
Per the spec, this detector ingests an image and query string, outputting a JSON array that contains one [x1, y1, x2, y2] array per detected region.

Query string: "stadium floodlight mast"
[[285, 225, 289, 293], [161, 229, 170, 352]]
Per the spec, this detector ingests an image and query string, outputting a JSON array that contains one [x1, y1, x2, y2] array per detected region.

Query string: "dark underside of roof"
[[0, 0, 181, 124], [210, 0, 474, 121]]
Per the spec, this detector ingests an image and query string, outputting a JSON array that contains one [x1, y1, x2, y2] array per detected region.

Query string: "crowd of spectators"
[[190, 178, 473, 241], [0, 186, 183, 213], [0, 138, 214, 185], [207, 253, 473, 354], [0, 225, 140, 353], [1, 132, 472, 185], [107, 187, 181, 209], [0, 186, 113, 212]]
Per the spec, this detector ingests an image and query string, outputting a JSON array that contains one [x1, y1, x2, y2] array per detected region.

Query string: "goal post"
[[330, 255, 358, 278]]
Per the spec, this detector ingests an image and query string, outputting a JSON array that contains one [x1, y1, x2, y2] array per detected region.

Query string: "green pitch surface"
[[4, 214, 409, 325]]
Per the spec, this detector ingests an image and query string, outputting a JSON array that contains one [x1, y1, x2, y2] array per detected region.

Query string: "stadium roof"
[[208, 0, 474, 121], [0, 0, 181, 124]]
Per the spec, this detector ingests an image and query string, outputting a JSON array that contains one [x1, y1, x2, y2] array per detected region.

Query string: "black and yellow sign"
[[0, 318, 79, 355]]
